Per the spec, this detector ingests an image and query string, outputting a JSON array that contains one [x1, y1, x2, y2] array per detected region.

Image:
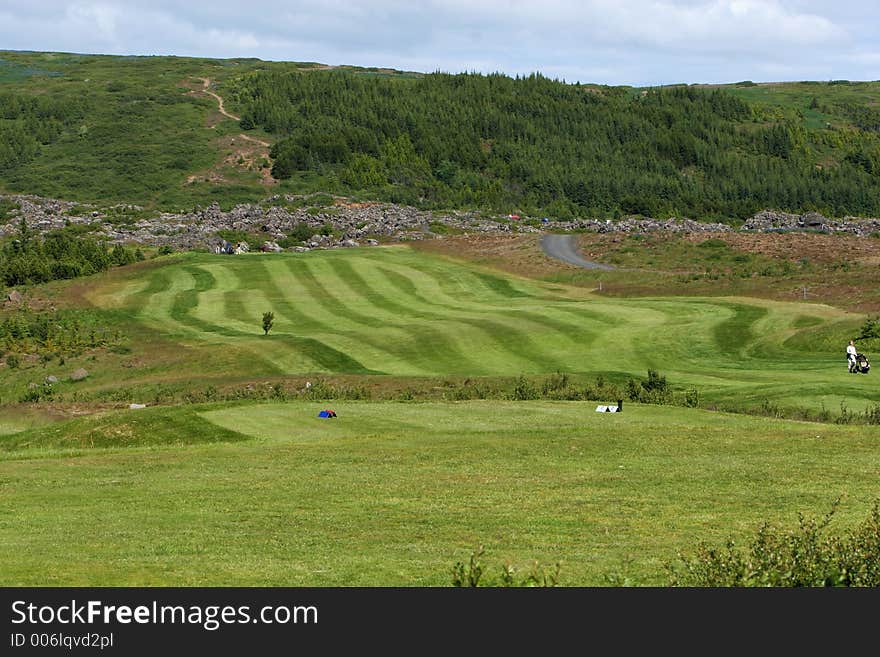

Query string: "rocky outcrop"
[[550, 216, 732, 234], [741, 210, 880, 235], [0, 193, 538, 250]]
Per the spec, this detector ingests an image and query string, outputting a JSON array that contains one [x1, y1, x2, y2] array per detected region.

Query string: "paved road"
[[540, 234, 615, 270]]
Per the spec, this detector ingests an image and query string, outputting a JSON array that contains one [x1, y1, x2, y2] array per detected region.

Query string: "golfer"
[[846, 340, 858, 372]]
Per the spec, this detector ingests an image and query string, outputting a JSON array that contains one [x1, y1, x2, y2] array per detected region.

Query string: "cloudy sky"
[[0, 1, 877, 86]]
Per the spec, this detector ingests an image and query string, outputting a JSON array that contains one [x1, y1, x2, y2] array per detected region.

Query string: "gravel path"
[[540, 234, 615, 270]]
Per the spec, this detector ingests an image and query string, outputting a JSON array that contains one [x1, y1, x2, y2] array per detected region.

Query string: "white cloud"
[[0, 1, 875, 85]]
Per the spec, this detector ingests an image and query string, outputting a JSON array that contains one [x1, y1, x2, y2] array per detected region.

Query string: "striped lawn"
[[112, 247, 872, 410]]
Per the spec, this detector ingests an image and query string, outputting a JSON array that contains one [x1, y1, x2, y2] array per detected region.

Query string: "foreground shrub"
[[510, 376, 539, 401], [452, 546, 560, 587], [668, 499, 880, 586]]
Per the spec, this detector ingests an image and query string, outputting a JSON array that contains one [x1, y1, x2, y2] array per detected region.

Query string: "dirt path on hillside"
[[195, 77, 275, 184], [198, 77, 240, 121]]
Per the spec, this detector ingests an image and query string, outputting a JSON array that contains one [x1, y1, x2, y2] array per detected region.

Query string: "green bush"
[[859, 316, 880, 340], [0, 220, 128, 286], [668, 499, 880, 586], [277, 222, 314, 247], [510, 376, 538, 401], [452, 546, 560, 587], [19, 381, 54, 403], [627, 369, 673, 404]]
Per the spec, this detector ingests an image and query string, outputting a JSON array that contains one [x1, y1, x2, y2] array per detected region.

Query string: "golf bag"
[[849, 352, 870, 374]]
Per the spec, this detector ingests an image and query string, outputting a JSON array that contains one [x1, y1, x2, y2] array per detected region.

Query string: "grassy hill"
[[1, 51, 879, 218], [2, 242, 879, 585], [2, 246, 873, 415]]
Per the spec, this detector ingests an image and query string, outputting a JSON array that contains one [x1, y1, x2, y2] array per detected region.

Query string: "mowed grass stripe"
[[326, 257, 577, 372], [337, 256, 595, 369], [353, 258, 597, 347], [209, 261, 375, 374], [133, 265, 286, 374], [110, 250, 876, 408], [280, 257, 452, 373], [300, 257, 489, 374], [362, 252, 534, 309], [713, 303, 769, 358], [369, 255, 609, 353]]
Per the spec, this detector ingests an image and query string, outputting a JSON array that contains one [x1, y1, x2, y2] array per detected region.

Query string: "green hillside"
[[1, 51, 879, 218], [3, 247, 873, 416], [2, 243, 880, 586]]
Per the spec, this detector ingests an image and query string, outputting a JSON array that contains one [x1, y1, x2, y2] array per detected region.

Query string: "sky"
[[0, 1, 877, 86]]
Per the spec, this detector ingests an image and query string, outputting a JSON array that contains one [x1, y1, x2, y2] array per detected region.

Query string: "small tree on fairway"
[[262, 311, 275, 336]]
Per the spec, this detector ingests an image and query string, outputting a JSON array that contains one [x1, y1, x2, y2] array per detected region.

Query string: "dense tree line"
[[0, 92, 87, 171], [0, 219, 142, 287], [228, 71, 880, 219]]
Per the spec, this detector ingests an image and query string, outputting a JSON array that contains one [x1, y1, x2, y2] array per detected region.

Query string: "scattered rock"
[[69, 368, 89, 381], [45, 375, 58, 384], [260, 240, 283, 252], [4, 192, 880, 248], [129, 403, 146, 409], [28, 382, 40, 390], [5, 290, 23, 304]]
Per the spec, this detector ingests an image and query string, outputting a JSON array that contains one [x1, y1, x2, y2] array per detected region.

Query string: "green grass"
[[721, 80, 880, 130], [1, 400, 878, 585], [0, 405, 246, 451], [81, 247, 873, 413]]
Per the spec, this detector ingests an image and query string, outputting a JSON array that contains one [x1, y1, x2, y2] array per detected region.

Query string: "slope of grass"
[[1, 405, 246, 452], [79, 247, 872, 412], [1, 400, 878, 585]]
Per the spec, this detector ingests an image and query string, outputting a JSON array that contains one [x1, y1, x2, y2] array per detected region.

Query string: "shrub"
[[668, 499, 880, 586], [510, 376, 538, 401], [278, 222, 314, 247], [20, 381, 54, 403], [452, 546, 560, 587], [583, 374, 623, 402], [626, 369, 672, 404], [5, 353, 21, 369], [859, 316, 880, 340], [262, 311, 275, 335], [541, 371, 569, 395]]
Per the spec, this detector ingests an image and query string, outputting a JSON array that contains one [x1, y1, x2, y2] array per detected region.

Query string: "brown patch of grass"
[[413, 231, 880, 313], [411, 233, 573, 279]]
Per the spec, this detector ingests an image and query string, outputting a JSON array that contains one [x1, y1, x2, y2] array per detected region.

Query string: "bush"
[[510, 376, 538, 401], [20, 381, 54, 403], [277, 222, 314, 247], [859, 316, 880, 340], [668, 499, 880, 586], [583, 374, 623, 402], [5, 353, 21, 369], [626, 369, 673, 404], [452, 546, 560, 587]]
